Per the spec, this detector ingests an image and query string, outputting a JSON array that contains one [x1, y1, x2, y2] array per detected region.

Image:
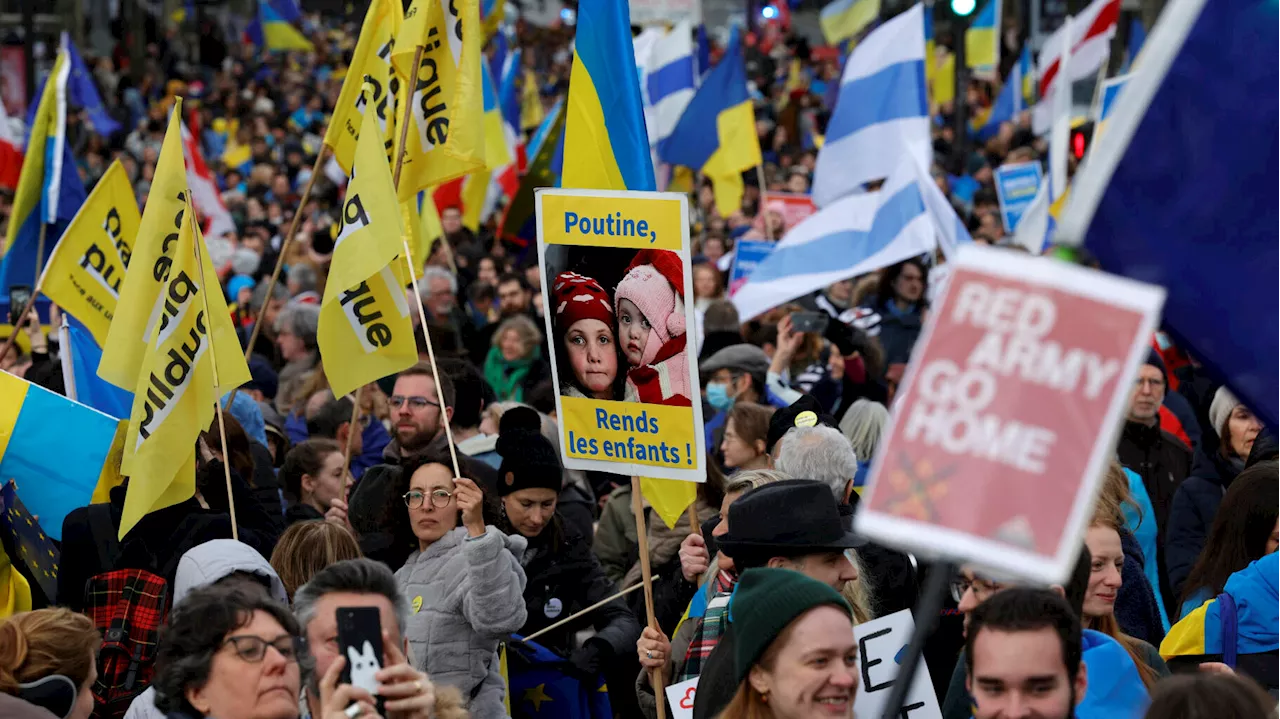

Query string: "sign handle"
[[631, 476, 668, 719], [756, 165, 773, 241], [876, 560, 955, 719], [686, 504, 702, 537], [401, 237, 462, 480], [190, 193, 240, 541], [341, 385, 363, 488]]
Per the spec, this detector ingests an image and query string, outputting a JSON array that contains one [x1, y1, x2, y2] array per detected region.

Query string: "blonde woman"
[[483, 314, 548, 402], [0, 609, 101, 719], [269, 520, 362, 601]]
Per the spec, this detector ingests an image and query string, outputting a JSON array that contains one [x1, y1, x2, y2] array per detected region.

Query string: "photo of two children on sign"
[[543, 246, 694, 408]]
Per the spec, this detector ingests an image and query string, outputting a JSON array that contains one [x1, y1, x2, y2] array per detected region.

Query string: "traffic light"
[[1070, 121, 1095, 161], [950, 0, 978, 18]]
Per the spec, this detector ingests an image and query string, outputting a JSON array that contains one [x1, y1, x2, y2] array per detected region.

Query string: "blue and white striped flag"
[[644, 21, 697, 155], [811, 3, 931, 207], [732, 152, 969, 321]]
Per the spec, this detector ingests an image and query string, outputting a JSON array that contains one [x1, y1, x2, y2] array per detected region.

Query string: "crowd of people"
[[0, 2, 1276, 719]]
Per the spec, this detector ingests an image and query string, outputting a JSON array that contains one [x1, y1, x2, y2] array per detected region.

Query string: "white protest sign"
[[855, 610, 943, 719], [664, 676, 699, 719]]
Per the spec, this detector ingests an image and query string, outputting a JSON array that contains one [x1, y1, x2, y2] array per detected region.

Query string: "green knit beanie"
[[730, 568, 853, 684]]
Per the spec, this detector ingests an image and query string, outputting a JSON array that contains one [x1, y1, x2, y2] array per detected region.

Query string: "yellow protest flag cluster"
[[117, 195, 250, 539], [391, 0, 485, 199], [324, 0, 404, 173], [319, 99, 416, 398], [38, 160, 139, 346]]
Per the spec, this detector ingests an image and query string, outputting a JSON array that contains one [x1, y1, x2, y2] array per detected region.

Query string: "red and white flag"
[[180, 114, 237, 245], [0, 96, 23, 190], [1032, 0, 1120, 134]]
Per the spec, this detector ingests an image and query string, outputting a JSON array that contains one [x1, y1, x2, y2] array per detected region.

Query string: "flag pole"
[[392, 47, 462, 480], [631, 476, 668, 719], [341, 385, 363, 481], [189, 193, 240, 541], [33, 222, 47, 287], [229, 143, 330, 407], [756, 164, 774, 241]]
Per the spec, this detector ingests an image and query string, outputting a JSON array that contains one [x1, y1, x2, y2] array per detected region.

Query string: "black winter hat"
[[718, 479, 866, 558], [496, 407, 563, 496], [766, 395, 838, 454]]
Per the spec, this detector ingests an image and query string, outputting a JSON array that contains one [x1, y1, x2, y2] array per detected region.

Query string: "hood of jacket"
[[174, 539, 288, 605], [0, 693, 58, 719], [456, 433, 499, 456], [1076, 629, 1151, 718]]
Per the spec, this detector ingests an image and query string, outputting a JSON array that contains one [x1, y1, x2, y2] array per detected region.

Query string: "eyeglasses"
[[221, 635, 304, 663], [949, 575, 1003, 604], [403, 489, 453, 509], [1134, 377, 1166, 389], [390, 395, 441, 410]]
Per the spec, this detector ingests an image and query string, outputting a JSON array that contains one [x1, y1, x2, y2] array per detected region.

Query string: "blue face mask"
[[706, 382, 735, 412]]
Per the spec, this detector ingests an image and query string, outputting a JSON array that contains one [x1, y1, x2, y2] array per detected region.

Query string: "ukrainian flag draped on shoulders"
[[1, 50, 87, 298], [318, 98, 416, 399], [659, 27, 761, 216], [1161, 553, 1278, 672], [562, 0, 655, 191]]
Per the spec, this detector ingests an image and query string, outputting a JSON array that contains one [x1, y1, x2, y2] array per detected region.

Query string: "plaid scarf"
[[679, 570, 736, 681]]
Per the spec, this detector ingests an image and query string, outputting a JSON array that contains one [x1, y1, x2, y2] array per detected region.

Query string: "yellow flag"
[[99, 101, 188, 389], [520, 68, 544, 132], [460, 171, 490, 231], [118, 196, 251, 539], [39, 160, 140, 347], [391, 0, 485, 199], [324, 0, 403, 173], [640, 477, 698, 530], [328, 99, 405, 298], [320, 102, 415, 398]]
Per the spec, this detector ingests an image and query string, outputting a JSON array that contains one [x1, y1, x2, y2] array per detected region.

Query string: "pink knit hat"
[[614, 249, 686, 365]]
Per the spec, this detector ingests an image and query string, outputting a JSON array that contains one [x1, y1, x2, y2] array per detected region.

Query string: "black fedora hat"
[[718, 479, 866, 557]]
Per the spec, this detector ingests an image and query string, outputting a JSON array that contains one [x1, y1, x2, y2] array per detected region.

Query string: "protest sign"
[[856, 245, 1166, 584], [727, 240, 775, 296], [536, 188, 706, 482], [854, 609, 943, 719], [993, 162, 1043, 233], [762, 191, 816, 231], [664, 676, 699, 719]]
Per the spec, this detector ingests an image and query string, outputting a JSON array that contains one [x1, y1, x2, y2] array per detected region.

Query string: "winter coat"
[[395, 526, 528, 719], [1165, 448, 1244, 600], [0, 693, 58, 719], [1121, 468, 1171, 631], [1116, 418, 1192, 617], [58, 461, 280, 611], [125, 540, 289, 719], [859, 298, 924, 368], [516, 521, 641, 660], [1116, 530, 1167, 646], [556, 483, 596, 549], [276, 351, 319, 415], [594, 484, 639, 587], [348, 435, 501, 570]]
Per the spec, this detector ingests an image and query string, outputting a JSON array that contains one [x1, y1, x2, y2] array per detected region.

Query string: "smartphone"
[[9, 285, 32, 327], [337, 606, 386, 714], [790, 311, 829, 335]]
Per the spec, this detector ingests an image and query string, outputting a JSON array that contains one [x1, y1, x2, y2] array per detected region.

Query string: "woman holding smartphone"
[[392, 448, 527, 719]]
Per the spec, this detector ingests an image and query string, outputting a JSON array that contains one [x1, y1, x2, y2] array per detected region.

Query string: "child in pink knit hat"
[[614, 249, 692, 407]]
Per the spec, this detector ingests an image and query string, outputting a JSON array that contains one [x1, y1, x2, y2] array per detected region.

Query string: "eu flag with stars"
[[506, 637, 611, 719], [0, 481, 60, 606]]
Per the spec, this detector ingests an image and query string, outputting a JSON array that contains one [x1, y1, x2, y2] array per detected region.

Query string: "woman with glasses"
[[393, 450, 527, 719], [152, 585, 317, 719]]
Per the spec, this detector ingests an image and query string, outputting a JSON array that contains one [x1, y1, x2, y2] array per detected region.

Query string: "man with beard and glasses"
[[346, 363, 497, 569], [965, 588, 1089, 719]]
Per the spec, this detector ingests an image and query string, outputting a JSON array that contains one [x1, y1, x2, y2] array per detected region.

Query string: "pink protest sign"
[[856, 245, 1166, 584]]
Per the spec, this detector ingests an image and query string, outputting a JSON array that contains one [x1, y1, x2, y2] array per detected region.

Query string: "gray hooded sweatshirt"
[[395, 525, 528, 719], [123, 539, 288, 719]]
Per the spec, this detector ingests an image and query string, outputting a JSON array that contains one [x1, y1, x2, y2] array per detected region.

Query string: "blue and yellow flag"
[[0, 370, 117, 541], [659, 28, 761, 216], [0, 481, 59, 605], [506, 636, 612, 719], [562, 0, 655, 192], [820, 0, 880, 47], [965, 0, 1001, 70], [0, 51, 86, 298], [1161, 553, 1278, 660], [499, 100, 565, 245], [246, 0, 314, 52]]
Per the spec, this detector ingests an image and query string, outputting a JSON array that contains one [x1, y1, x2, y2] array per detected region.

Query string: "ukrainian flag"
[[247, 0, 314, 52], [659, 27, 761, 216], [820, 0, 880, 48], [974, 46, 1032, 141], [965, 0, 1000, 70], [0, 370, 117, 541], [0, 51, 86, 299], [562, 0, 656, 192], [500, 101, 565, 246], [1161, 553, 1278, 666]]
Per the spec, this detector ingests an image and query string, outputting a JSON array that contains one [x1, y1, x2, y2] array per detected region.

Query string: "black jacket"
[[1116, 418, 1192, 615], [1116, 529, 1166, 646], [691, 623, 738, 719], [516, 520, 641, 660], [1165, 448, 1243, 599], [58, 460, 280, 611]]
